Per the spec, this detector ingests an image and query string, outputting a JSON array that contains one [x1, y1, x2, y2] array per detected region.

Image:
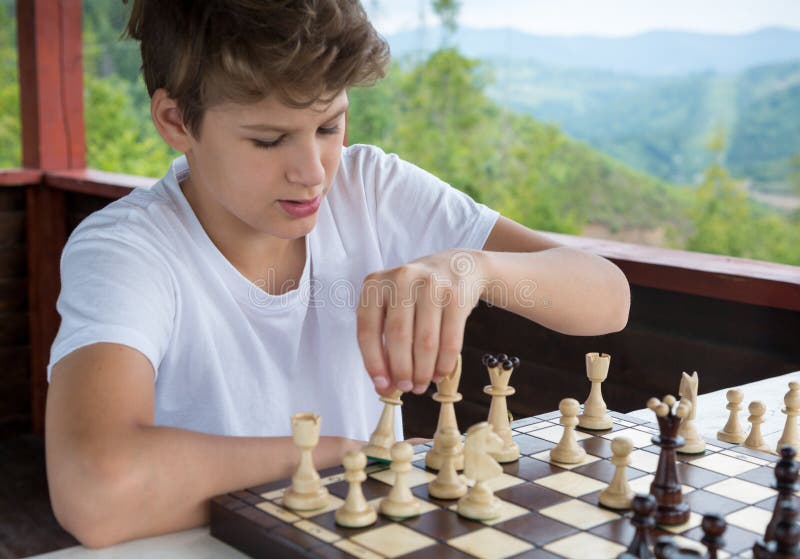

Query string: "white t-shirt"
[[48, 144, 499, 441]]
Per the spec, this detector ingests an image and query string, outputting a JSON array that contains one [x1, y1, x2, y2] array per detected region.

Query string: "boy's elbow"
[[604, 265, 631, 333], [49, 449, 138, 548]]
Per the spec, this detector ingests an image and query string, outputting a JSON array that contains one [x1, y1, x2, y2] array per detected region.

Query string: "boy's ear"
[[151, 88, 193, 152]]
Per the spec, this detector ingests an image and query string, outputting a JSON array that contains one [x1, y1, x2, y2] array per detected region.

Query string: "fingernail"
[[432, 375, 445, 384], [397, 380, 413, 392], [373, 376, 389, 389], [413, 384, 428, 394]]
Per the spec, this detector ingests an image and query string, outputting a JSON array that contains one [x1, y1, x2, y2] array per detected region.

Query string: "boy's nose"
[[286, 141, 326, 187]]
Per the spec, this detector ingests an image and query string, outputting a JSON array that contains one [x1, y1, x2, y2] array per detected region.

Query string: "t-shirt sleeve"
[[48, 227, 176, 382], [356, 145, 500, 268]]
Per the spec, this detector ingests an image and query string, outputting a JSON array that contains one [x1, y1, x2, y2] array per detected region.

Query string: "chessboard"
[[209, 409, 785, 559]]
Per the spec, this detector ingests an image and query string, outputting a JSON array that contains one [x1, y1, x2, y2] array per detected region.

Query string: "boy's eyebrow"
[[240, 104, 349, 133]]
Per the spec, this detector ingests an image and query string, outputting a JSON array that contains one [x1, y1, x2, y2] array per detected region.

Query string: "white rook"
[[578, 352, 613, 430]]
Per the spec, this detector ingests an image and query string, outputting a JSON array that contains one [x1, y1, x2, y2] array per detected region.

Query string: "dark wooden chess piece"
[[765, 446, 799, 544], [647, 395, 691, 525], [753, 500, 800, 559], [617, 494, 656, 559], [653, 513, 726, 559], [699, 514, 726, 559]]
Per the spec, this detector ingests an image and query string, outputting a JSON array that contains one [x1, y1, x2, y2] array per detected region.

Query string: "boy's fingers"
[[356, 293, 390, 392], [383, 301, 415, 393], [434, 303, 466, 383], [412, 294, 441, 394]]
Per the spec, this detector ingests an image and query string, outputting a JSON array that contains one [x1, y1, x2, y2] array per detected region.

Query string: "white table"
[[31, 370, 800, 559]]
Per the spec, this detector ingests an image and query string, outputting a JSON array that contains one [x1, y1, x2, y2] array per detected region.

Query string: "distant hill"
[[387, 26, 800, 76], [482, 59, 800, 191]]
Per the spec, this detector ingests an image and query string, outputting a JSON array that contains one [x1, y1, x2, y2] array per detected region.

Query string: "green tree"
[[687, 134, 752, 256], [431, 0, 461, 45], [687, 133, 800, 264], [84, 74, 176, 177], [0, 2, 20, 168]]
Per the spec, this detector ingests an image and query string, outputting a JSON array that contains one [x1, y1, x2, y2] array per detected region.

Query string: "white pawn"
[[776, 382, 800, 454], [677, 371, 706, 454], [598, 437, 634, 510], [426, 356, 464, 471], [550, 398, 587, 464], [428, 428, 467, 500], [578, 352, 613, 430], [743, 401, 773, 454], [717, 389, 746, 444], [364, 390, 403, 461], [335, 450, 377, 528], [379, 442, 422, 519]]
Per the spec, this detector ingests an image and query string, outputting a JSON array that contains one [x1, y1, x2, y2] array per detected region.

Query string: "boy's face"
[[182, 91, 348, 244]]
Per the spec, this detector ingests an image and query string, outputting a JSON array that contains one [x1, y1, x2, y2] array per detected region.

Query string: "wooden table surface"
[[31, 370, 800, 559]]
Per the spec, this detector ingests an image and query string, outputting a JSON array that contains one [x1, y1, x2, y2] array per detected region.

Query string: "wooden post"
[[18, 0, 85, 434]]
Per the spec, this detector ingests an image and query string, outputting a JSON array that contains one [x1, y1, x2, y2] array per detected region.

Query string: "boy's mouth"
[[278, 195, 322, 218]]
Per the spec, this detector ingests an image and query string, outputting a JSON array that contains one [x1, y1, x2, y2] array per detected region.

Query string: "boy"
[[45, 0, 630, 549]]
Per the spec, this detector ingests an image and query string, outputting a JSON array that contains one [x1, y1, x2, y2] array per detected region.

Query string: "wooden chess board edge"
[[211, 497, 316, 559]]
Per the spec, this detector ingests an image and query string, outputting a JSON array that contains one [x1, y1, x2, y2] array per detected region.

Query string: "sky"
[[362, 0, 800, 37]]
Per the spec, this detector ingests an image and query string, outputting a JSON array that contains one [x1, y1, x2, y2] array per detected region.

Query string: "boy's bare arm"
[[479, 216, 631, 335], [46, 343, 360, 548], [358, 216, 631, 396]]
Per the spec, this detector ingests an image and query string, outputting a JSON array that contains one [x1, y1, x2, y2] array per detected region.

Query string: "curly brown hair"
[[123, 0, 390, 136]]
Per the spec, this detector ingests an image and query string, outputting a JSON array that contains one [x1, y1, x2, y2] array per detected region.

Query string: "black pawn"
[[699, 514, 726, 559], [773, 501, 800, 557], [754, 500, 800, 559], [620, 494, 656, 559], [765, 445, 799, 543]]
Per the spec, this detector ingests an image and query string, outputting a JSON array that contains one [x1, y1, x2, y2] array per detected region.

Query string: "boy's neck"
[[179, 176, 307, 295]]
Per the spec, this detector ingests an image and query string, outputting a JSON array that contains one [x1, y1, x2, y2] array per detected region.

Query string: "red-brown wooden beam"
[[0, 169, 44, 186], [546, 232, 800, 312], [44, 168, 157, 199], [18, 0, 86, 434]]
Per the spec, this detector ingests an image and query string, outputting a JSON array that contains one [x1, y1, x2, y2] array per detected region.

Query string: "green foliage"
[[687, 137, 800, 265], [84, 74, 176, 177], [349, 50, 684, 236], [489, 58, 800, 194], [81, 1, 177, 175], [727, 62, 800, 192], [431, 0, 462, 40], [0, 1, 20, 167]]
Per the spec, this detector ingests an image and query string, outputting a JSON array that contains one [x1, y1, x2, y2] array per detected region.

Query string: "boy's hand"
[[357, 249, 486, 396]]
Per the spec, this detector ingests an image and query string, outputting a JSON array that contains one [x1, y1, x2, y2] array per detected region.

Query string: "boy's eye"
[[252, 137, 284, 150], [251, 125, 340, 150]]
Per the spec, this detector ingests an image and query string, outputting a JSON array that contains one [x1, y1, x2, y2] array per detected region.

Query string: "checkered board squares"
[[210, 410, 784, 559], [544, 532, 626, 558]]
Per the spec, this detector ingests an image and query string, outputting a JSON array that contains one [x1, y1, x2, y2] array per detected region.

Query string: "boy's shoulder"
[[67, 162, 185, 251], [340, 143, 383, 167], [340, 143, 403, 170]]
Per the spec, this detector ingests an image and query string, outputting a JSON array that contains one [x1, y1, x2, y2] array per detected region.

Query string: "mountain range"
[[386, 27, 800, 191], [386, 26, 800, 76]]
